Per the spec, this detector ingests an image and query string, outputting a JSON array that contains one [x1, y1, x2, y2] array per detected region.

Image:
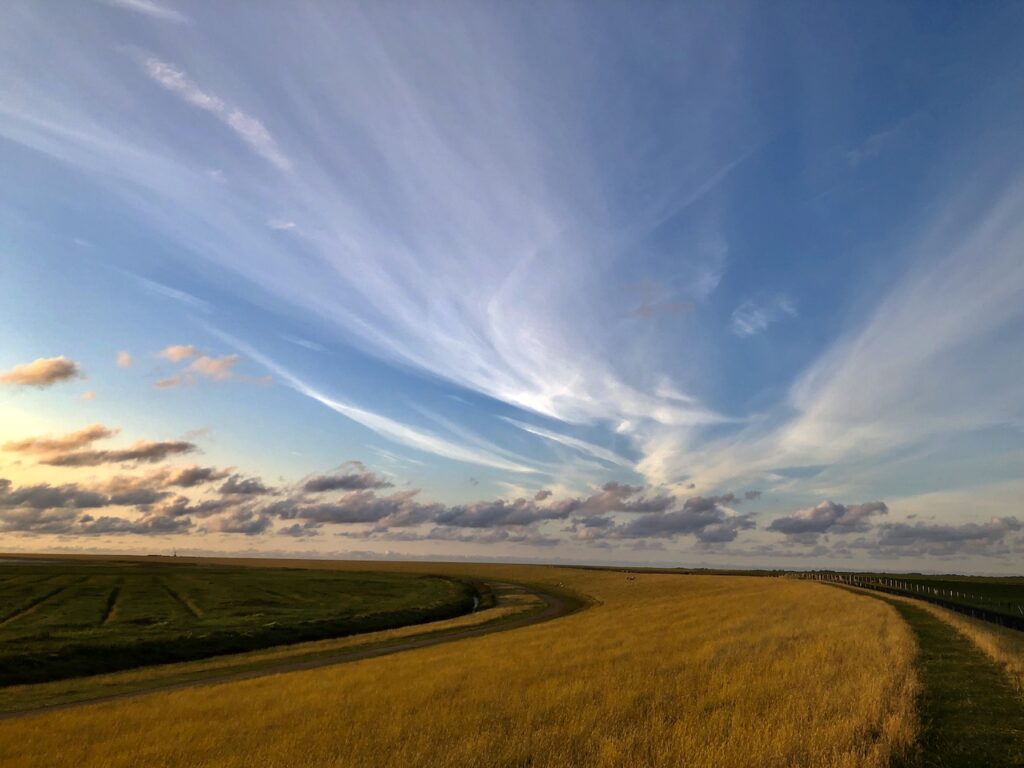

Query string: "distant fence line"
[[794, 572, 1024, 632]]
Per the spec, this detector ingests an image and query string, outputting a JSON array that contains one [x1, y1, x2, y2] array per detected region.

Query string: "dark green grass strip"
[[0, 578, 477, 686], [886, 600, 1024, 767], [0, 579, 80, 628]]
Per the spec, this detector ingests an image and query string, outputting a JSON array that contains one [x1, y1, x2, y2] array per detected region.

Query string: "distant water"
[[0, 557, 61, 565]]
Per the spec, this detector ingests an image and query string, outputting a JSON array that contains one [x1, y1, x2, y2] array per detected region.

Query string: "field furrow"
[[0, 583, 72, 628], [100, 581, 123, 627], [162, 580, 204, 618]]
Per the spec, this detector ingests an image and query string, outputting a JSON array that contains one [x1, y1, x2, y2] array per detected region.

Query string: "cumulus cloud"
[[0, 445, 768, 550], [0, 478, 107, 510], [258, 480, 762, 546], [218, 474, 276, 496], [81, 390, 97, 401], [93, 465, 229, 496], [0, 356, 82, 387], [41, 439, 196, 467], [303, 463, 392, 493], [75, 513, 193, 536], [278, 521, 322, 538], [206, 509, 272, 536], [599, 495, 755, 543], [0, 478, 189, 536], [107, 487, 172, 506], [156, 495, 240, 519], [156, 345, 265, 388], [768, 500, 888, 541], [159, 344, 199, 362], [571, 482, 676, 515], [869, 517, 1022, 557], [434, 498, 572, 529], [0, 507, 82, 535], [187, 354, 241, 381], [361, 527, 561, 548], [116, 351, 133, 368], [268, 489, 435, 526], [166, 465, 231, 488], [3, 424, 118, 454]]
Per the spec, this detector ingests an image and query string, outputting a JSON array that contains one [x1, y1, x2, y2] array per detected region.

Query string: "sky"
[[1, 1, 1023, 572]]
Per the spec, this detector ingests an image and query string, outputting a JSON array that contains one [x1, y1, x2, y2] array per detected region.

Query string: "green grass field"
[[872, 577, 1024, 618], [0, 560, 475, 685], [851, 573, 1024, 619]]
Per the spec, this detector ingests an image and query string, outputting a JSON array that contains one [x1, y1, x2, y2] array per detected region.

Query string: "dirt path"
[[0, 584, 577, 721], [868, 596, 1024, 767]]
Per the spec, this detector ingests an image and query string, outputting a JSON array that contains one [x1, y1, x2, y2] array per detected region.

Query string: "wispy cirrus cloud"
[[99, 0, 189, 24], [0, 4, 736, 489], [3, 3, 1023, 568], [501, 417, 633, 469], [139, 55, 290, 170], [266, 218, 297, 231], [731, 295, 797, 337], [225, 335, 539, 474]]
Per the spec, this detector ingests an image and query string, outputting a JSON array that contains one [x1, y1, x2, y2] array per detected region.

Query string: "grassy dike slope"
[[0, 563, 917, 768]]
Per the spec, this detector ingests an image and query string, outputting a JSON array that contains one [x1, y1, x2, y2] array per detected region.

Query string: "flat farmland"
[[0, 561, 475, 685], [0, 561, 925, 768]]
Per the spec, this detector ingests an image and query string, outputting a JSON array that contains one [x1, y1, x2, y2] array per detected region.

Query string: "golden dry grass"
[[0, 565, 919, 768]]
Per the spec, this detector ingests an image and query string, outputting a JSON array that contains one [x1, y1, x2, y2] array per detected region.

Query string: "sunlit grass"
[[0, 565, 918, 768]]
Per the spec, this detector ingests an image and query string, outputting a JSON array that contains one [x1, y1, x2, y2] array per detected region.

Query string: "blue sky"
[[1, 1, 1023, 571]]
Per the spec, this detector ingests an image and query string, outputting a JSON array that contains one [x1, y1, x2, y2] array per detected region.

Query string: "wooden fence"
[[794, 572, 1024, 632]]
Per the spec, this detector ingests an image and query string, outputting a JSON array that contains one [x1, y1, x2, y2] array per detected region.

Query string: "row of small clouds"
[[765, 498, 1023, 558], [0, 422, 758, 546], [0, 346, 569, 477], [154, 344, 271, 389], [0, 345, 269, 395], [4, 358, 1019, 558], [2, 420, 1020, 558]]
